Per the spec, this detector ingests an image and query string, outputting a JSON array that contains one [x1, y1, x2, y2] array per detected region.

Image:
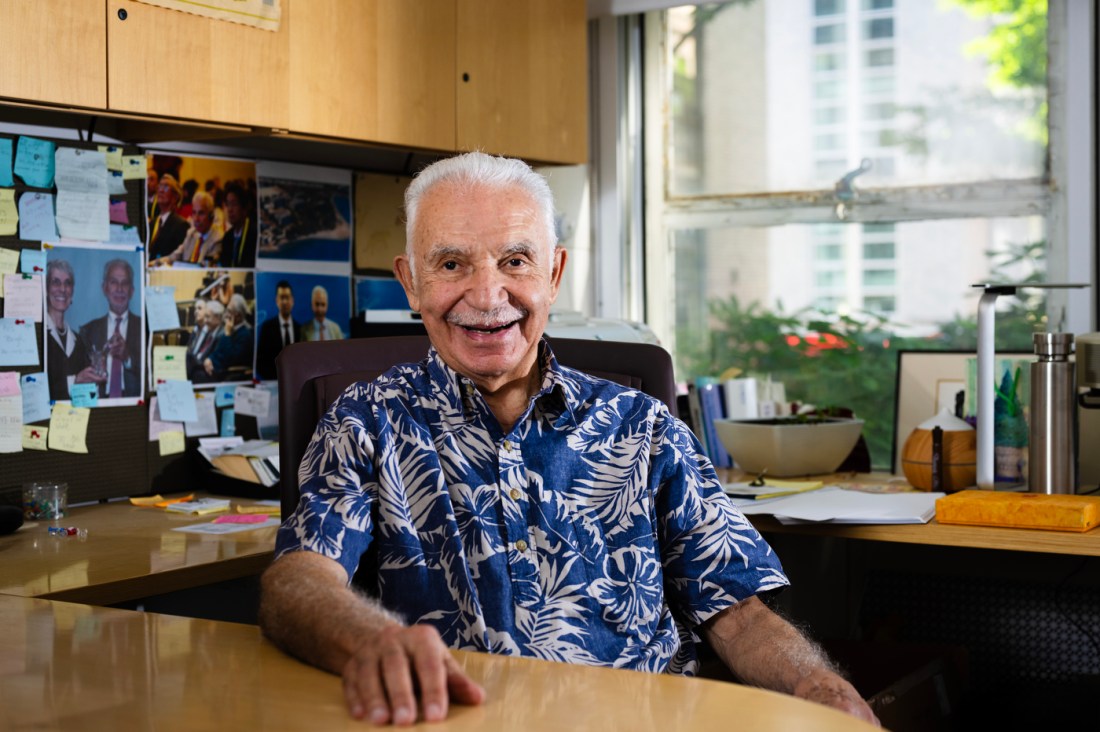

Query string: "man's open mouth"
[[460, 320, 519, 335]]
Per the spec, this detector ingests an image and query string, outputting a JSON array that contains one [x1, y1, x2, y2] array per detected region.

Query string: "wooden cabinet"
[[286, 0, 455, 152], [457, 0, 588, 165], [0, 0, 107, 110], [105, 0, 290, 129]]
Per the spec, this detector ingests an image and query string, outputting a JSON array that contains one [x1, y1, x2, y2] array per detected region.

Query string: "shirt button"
[[509, 488, 521, 500], [503, 440, 512, 451], [515, 539, 528, 552]]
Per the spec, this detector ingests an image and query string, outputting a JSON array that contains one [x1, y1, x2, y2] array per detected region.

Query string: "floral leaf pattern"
[[276, 342, 788, 674]]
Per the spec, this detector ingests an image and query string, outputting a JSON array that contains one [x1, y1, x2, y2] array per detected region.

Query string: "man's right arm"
[[259, 550, 484, 725]]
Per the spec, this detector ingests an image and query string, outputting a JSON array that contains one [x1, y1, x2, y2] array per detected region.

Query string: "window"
[[642, 1, 1082, 469]]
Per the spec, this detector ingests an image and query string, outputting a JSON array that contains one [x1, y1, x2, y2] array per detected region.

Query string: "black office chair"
[[276, 335, 678, 520]]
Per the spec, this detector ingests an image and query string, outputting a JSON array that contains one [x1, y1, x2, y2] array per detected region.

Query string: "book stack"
[[199, 438, 281, 487]]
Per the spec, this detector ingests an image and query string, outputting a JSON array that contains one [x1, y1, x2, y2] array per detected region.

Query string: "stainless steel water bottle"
[[1029, 332, 1076, 494]]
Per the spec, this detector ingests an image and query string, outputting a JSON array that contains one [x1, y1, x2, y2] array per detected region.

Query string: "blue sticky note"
[[13, 136, 56, 189], [146, 286, 180, 332], [157, 379, 198, 423], [220, 408, 236, 437], [20, 372, 51, 424], [0, 138, 12, 187], [17, 192, 57, 242], [109, 223, 142, 245], [0, 318, 39, 367], [69, 382, 100, 408], [19, 249, 47, 275], [214, 384, 236, 408]]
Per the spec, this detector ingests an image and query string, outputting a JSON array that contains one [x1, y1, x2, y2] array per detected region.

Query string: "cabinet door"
[[287, 0, 455, 151], [456, 0, 588, 164], [0, 0, 107, 109], [105, 0, 289, 129]]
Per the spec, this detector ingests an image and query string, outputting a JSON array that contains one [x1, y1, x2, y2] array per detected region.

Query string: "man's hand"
[[792, 668, 879, 726], [107, 333, 127, 360], [203, 357, 214, 375], [342, 624, 485, 725], [73, 366, 106, 384]]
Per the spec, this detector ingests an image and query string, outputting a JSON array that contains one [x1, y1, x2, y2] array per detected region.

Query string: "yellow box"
[[935, 490, 1100, 532]]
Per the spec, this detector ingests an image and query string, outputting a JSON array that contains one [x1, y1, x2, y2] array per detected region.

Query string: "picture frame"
[[892, 349, 1032, 474]]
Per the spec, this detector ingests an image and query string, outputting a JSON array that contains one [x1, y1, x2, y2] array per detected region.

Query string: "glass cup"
[[22, 482, 68, 521]]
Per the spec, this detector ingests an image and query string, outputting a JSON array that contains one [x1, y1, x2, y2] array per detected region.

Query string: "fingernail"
[[424, 703, 442, 720], [370, 707, 387, 724], [394, 707, 413, 725]]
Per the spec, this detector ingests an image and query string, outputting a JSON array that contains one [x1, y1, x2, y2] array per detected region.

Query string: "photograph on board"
[[255, 161, 352, 265], [44, 242, 144, 406], [147, 268, 256, 387], [253, 271, 350, 381], [146, 153, 258, 268]]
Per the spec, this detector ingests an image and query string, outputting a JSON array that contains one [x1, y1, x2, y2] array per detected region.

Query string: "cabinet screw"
[[462, 73, 470, 82], [118, 8, 128, 20]]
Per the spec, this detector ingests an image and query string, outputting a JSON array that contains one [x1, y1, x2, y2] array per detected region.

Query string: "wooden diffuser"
[[901, 410, 977, 492]]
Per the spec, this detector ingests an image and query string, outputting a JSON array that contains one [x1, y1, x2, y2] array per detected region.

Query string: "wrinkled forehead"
[[411, 181, 551, 255]]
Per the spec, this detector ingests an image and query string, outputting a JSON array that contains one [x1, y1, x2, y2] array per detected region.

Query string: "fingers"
[[342, 625, 484, 725]]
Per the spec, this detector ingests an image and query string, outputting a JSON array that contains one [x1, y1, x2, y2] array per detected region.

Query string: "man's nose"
[[465, 265, 508, 310]]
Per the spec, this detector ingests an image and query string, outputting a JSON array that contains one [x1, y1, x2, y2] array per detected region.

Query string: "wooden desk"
[[0, 595, 875, 731], [0, 495, 276, 605]]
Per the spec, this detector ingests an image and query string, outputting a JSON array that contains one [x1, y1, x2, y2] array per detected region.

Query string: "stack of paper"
[[730, 486, 943, 525], [722, 479, 823, 501], [197, 438, 280, 487], [165, 497, 231, 515]]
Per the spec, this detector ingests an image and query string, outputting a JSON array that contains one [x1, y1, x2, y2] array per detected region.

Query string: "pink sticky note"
[[109, 200, 129, 224], [212, 514, 270, 524], [0, 371, 20, 397]]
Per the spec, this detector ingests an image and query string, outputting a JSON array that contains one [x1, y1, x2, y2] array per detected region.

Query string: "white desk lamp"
[[973, 283, 1088, 489]]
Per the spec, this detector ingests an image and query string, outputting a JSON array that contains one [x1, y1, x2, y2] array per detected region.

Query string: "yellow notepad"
[[722, 480, 824, 501]]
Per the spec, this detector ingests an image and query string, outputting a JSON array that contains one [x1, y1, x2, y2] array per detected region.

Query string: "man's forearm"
[[259, 551, 404, 674]]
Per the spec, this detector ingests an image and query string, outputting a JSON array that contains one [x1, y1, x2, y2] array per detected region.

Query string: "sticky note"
[[97, 145, 124, 171], [48, 403, 90, 453], [3, 274, 43, 321], [146, 287, 181, 332], [54, 148, 109, 242], [0, 138, 13, 187], [14, 136, 55, 188], [153, 345, 188, 383], [159, 430, 186, 456], [157, 379, 198, 423], [20, 372, 50, 425], [0, 188, 17, 236], [184, 392, 218, 437], [17, 192, 57, 242], [108, 170, 126, 196], [214, 384, 236, 407], [220, 408, 236, 437], [233, 386, 271, 418], [109, 199, 129, 224], [20, 248, 46, 275], [148, 395, 183, 441], [109, 223, 142, 245], [121, 155, 146, 180], [213, 514, 269, 524], [0, 391, 23, 453], [0, 318, 39, 367], [0, 371, 18, 397], [22, 424, 47, 450], [69, 382, 100, 408], [0, 247, 19, 277]]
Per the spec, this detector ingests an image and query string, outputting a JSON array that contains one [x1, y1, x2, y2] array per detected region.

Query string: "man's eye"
[[442, 261, 458, 271], [507, 258, 525, 267]]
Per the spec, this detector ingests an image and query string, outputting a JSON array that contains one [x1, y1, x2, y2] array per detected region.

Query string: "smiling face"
[[102, 263, 134, 316], [394, 180, 565, 393], [47, 266, 74, 318]]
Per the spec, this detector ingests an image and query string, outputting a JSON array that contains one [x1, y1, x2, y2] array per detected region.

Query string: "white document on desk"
[[734, 486, 943, 524]]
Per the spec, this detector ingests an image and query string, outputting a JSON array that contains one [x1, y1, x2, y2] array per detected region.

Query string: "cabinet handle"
[[462, 73, 470, 83], [118, 8, 128, 20]]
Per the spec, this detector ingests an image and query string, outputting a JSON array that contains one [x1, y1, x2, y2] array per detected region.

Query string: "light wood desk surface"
[[0, 494, 277, 605], [719, 471, 1100, 557], [0, 595, 875, 732]]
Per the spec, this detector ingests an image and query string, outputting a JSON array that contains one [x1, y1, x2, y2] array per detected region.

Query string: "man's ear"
[[393, 254, 421, 312], [548, 246, 567, 303]]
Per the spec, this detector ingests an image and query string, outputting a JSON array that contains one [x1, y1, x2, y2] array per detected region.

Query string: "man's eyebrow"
[[425, 245, 466, 261], [501, 242, 536, 257]]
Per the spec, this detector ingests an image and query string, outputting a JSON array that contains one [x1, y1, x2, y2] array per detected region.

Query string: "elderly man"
[[147, 173, 190, 260], [202, 293, 254, 381], [78, 259, 142, 399], [300, 285, 344, 341], [150, 191, 223, 267], [259, 153, 876, 727]]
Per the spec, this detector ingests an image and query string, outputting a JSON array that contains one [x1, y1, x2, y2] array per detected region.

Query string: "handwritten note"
[[48, 403, 90, 453], [108, 170, 126, 196], [0, 390, 22, 453], [109, 223, 142, 245], [22, 424, 48, 450], [0, 372, 19, 397], [0, 188, 17, 236], [69, 383, 100, 408], [148, 395, 183, 441], [233, 386, 271, 418], [146, 287, 180, 332], [20, 248, 47, 275], [20, 372, 51, 425], [97, 145, 124, 171], [3, 274, 43, 321], [153, 345, 188, 383], [0, 318, 39, 367], [54, 148, 109, 242], [0, 138, 12, 186], [157, 379, 198, 423], [17, 192, 57, 242], [184, 392, 218, 437], [122, 155, 146, 180], [14, 136, 55, 188], [159, 430, 186, 456], [0, 247, 18, 298]]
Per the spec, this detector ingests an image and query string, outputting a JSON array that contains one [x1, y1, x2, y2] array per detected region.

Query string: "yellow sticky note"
[[48, 404, 90, 454], [22, 425, 48, 450], [0, 189, 17, 237], [122, 155, 146, 180], [153, 346, 189, 383], [159, 430, 185, 456], [97, 145, 124, 171]]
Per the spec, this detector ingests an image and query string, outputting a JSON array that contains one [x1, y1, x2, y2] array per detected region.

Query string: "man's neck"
[[472, 362, 542, 434], [110, 308, 127, 319]]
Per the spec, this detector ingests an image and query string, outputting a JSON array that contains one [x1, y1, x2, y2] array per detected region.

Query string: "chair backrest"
[[276, 335, 678, 518]]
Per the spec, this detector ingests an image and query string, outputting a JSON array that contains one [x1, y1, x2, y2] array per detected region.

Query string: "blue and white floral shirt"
[[276, 341, 788, 674]]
